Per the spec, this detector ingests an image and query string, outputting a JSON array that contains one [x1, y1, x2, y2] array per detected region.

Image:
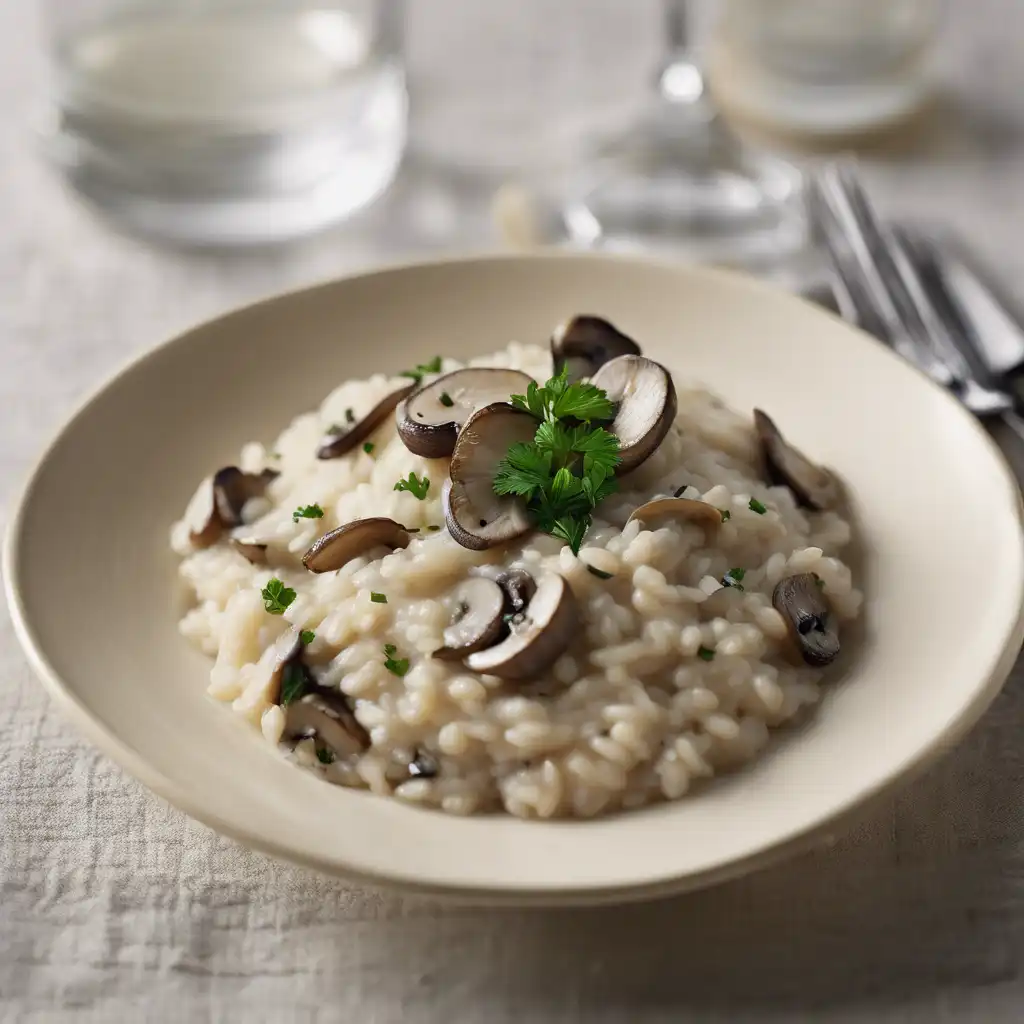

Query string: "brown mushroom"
[[550, 315, 642, 382], [267, 628, 306, 705], [465, 571, 578, 680], [432, 578, 507, 660], [494, 568, 537, 614], [396, 368, 534, 458], [754, 410, 839, 511], [590, 355, 677, 474], [187, 467, 278, 547], [772, 573, 840, 667], [444, 403, 536, 551], [316, 383, 415, 460], [283, 686, 370, 760], [302, 517, 411, 573], [627, 497, 725, 531], [230, 536, 269, 565]]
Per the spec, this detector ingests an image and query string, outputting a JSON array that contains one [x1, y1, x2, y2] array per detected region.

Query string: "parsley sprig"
[[494, 368, 621, 554], [394, 472, 430, 500], [261, 578, 296, 615], [293, 503, 324, 523], [401, 356, 442, 386]]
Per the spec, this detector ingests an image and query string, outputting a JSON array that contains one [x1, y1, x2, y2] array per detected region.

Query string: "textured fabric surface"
[[4, 1, 1024, 1020]]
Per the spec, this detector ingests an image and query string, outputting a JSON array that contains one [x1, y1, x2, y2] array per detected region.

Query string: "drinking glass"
[[40, 0, 408, 247]]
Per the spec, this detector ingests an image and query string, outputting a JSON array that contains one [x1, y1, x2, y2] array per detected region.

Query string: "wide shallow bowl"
[[5, 253, 1024, 906]]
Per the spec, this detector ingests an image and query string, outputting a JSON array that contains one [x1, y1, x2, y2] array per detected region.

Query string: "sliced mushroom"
[[186, 467, 277, 547], [267, 628, 306, 705], [772, 573, 840, 667], [397, 368, 534, 458], [432, 578, 507, 660], [302, 517, 411, 573], [316, 383, 416, 459], [465, 571, 577, 680], [627, 497, 724, 531], [444, 403, 536, 551], [408, 750, 439, 779], [283, 686, 370, 760], [550, 315, 642, 382], [230, 536, 269, 564], [754, 409, 839, 511], [495, 568, 537, 614], [590, 356, 677, 474]]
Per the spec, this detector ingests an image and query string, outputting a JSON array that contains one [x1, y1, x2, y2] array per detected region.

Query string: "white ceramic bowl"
[[5, 253, 1023, 905]]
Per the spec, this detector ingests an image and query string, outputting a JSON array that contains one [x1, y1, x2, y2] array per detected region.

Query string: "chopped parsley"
[[293, 503, 324, 523], [394, 471, 430, 500], [749, 498, 767, 515], [261, 578, 296, 615], [720, 509, 732, 522], [493, 367, 621, 555], [586, 564, 615, 580], [280, 662, 307, 704], [345, 407, 356, 424], [427, 524, 442, 532], [300, 630, 315, 645], [316, 746, 335, 765], [370, 592, 388, 604], [383, 643, 410, 677], [439, 391, 455, 408], [697, 646, 716, 662], [363, 442, 375, 455], [401, 356, 443, 385], [722, 567, 746, 590]]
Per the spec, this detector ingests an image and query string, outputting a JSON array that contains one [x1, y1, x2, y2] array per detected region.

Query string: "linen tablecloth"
[[4, 1, 1024, 1019]]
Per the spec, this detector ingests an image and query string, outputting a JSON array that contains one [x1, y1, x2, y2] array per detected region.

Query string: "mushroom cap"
[[550, 315, 642, 382], [627, 497, 724, 531], [432, 577, 507, 660], [772, 573, 840, 667], [302, 517, 411, 573], [283, 687, 370, 760], [465, 571, 578, 680], [590, 355, 677, 475], [187, 467, 277, 547], [316, 383, 415, 460], [267, 627, 306, 704], [444, 403, 536, 551], [396, 368, 534, 459], [494, 567, 537, 614], [754, 409, 839, 511], [230, 536, 269, 564]]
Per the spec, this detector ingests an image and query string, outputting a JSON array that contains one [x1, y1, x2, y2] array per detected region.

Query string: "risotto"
[[171, 317, 861, 819]]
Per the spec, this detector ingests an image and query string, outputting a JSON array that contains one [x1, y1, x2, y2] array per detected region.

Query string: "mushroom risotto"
[[172, 316, 861, 819]]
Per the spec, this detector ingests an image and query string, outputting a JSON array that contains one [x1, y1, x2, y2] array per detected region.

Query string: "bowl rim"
[[5, 250, 1024, 906]]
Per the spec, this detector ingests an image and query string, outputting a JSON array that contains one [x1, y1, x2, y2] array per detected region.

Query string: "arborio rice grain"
[[172, 342, 861, 818]]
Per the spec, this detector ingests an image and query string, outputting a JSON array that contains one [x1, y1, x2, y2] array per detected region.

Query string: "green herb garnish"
[[428, 525, 441, 532], [363, 442, 375, 455], [300, 630, 315, 645], [814, 574, 826, 590], [280, 662, 307, 704], [720, 509, 731, 522], [673, 484, 689, 498], [439, 391, 455, 408], [383, 643, 410, 677], [316, 746, 335, 765], [493, 367, 621, 555], [394, 472, 430, 500], [749, 498, 767, 515], [345, 407, 356, 424], [261, 578, 296, 615], [697, 646, 716, 662], [722, 567, 746, 590], [370, 592, 388, 604], [586, 564, 615, 580], [401, 356, 443, 385], [293, 503, 324, 523]]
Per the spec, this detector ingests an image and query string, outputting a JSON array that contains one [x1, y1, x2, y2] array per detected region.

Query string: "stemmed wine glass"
[[555, 0, 807, 267]]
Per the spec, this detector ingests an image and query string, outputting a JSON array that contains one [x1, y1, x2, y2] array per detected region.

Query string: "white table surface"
[[4, 1, 1024, 1020]]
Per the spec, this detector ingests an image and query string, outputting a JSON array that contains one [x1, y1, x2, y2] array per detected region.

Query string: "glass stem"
[[656, 0, 707, 107]]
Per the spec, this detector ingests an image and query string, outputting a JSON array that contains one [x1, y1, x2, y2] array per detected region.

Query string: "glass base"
[[560, 103, 807, 267]]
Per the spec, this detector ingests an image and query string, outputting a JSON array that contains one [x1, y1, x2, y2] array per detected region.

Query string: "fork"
[[810, 161, 1024, 444]]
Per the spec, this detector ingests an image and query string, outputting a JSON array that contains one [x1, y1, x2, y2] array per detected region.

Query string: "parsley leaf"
[[261, 578, 296, 615], [722, 567, 746, 590], [394, 472, 430, 500], [697, 646, 716, 662], [586, 564, 615, 580], [553, 380, 616, 423], [493, 442, 551, 497], [363, 442, 375, 455], [720, 509, 732, 522], [439, 391, 455, 408], [383, 644, 410, 677], [345, 408, 356, 424], [316, 746, 335, 765], [749, 498, 767, 515], [280, 662, 307, 704], [300, 629, 316, 645], [293, 503, 324, 523], [370, 592, 388, 604], [401, 356, 442, 385]]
